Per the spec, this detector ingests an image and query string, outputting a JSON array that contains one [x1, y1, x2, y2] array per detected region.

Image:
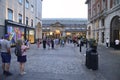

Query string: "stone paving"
[[0, 43, 120, 80]]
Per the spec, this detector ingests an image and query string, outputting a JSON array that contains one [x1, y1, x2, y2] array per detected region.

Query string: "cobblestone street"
[[0, 43, 120, 80]]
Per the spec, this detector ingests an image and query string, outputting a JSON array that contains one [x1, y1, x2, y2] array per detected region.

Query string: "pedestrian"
[[115, 39, 120, 49], [51, 38, 54, 49], [0, 34, 12, 76], [37, 38, 41, 48], [78, 39, 82, 52], [16, 39, 28, 75], [106, 38, 109, 48], [43, 38, 46, 49]]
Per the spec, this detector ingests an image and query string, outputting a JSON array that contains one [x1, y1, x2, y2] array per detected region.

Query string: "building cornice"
[[89, 4, 120, 22]]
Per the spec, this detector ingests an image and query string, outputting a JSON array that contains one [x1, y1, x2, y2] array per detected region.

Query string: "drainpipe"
[[23, 0, 26, 40]]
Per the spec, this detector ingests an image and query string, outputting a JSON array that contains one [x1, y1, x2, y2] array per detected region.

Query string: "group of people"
[[106, 38, 120, 49], [36, 38, 66, 49], [0, 34, 30, 76]]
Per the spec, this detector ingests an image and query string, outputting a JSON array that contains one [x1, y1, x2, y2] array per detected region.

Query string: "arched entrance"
[[110, 16, 120, 47], [36, 22, 42, 39]]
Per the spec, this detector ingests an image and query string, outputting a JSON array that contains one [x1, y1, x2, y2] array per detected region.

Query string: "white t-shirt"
[[115, 40, 120, 45], [106, 38, 109, 43]]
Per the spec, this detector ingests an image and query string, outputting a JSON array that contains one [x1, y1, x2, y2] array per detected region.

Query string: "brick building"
[[86, 0, 120, 47]]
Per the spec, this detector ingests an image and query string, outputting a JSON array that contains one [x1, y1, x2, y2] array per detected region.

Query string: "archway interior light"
[[55, 30, 60, 34], [50, 32, 53, 35], [66, 32, 71, 35]]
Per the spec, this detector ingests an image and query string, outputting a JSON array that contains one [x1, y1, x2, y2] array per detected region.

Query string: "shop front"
[[5, 20, 26, 47], [25, 27, 35, 43]]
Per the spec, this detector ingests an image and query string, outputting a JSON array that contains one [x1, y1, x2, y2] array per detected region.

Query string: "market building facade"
[[42, 18, 87, 39], [85, 0, 120, 47], [0, 0, 43, 46]]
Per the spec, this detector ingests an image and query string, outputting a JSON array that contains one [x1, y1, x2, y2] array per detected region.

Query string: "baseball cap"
[[4, 34, 9, 38]]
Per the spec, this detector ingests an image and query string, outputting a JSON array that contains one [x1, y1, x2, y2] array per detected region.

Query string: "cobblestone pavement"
[[0, 43, 120, 80]]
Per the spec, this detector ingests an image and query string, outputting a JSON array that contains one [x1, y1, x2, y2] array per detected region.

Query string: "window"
[[31, 19, 33, 27], [101, 32, 104, 43], [26, 17, 28, 25], [18, 0, 23, 4], [31, 5, 34, 12], [8, 9, 13, 20], [25, 0, 29, 8], [102, 19, 105, 26], [19, 14, 22, 23], [113, 0, 120, 6]]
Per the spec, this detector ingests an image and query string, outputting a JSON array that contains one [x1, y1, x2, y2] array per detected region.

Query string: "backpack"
[[14, 45, 22, 56]]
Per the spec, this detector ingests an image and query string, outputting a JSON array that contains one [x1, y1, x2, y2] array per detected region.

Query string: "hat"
[[4, 34, 9, 39]]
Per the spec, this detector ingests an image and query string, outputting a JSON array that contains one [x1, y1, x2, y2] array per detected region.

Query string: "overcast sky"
[[42, 0, 88, 18]]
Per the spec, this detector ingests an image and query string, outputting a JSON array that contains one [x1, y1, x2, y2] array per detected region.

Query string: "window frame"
[[31, 19, 33, 27], [31, 5, 34, 12], [18, 14, 22, 23], [18, 0, 23, 4], [26, 17, 28, 25], [25, 0, 29, 9], [8, 8, 13, 20]]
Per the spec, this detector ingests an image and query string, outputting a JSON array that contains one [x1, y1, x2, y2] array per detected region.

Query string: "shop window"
[[102, 18, 105, 27], [102, 32, 104, 43], [19, 14, 22, 23], [18, 0, 23, 4], [8, 8, 13, 20], [31, 5, 34, 12], [31, 19, 33, 27], [26, 17, 28, 25], [25, 0, 29, 9]]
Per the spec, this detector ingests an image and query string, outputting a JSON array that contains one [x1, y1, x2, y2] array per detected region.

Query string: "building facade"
[[86, 0, 120, 47], [0, 0, 43, 46], [42, 18, 87, 38]]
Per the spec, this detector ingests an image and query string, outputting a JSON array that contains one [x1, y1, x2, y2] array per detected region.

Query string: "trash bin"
[[90, 52, 98, 70], [85, 48, 92, 69], [85, 48, 98, 70]]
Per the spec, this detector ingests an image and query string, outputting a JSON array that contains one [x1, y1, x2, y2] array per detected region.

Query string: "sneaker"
[[20, 72, 26, 75], [3, 71, 6, 75], [5, 71, 13, 76]]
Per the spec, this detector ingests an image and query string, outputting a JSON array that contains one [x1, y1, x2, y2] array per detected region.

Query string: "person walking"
[[16, 39, 28, 75], [106, 38, 109, 48], [37, 38, 41, 48], [0, 34, 12, 76], [43, 38, 46, 49], [51, 38, 54, 49], [115, 39, 120, 49]]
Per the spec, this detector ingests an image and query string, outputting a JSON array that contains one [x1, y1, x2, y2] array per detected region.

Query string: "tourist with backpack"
[[15, 39, 28, 75]]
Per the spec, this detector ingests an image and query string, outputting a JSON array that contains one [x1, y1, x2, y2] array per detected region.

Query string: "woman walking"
[[16, 39, 28, 75]]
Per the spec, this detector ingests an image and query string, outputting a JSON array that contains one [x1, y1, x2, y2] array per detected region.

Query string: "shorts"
[[17, 55, 27, 63], [1, 52, 11, 63]]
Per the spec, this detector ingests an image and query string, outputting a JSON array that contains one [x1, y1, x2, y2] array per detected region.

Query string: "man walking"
[[106, 38, 109, 48], [0, 34, 12, 76]]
